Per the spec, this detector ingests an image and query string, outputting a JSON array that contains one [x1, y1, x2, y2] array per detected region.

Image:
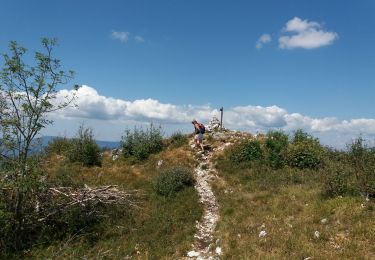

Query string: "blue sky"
[[1, 0, 375, 146]]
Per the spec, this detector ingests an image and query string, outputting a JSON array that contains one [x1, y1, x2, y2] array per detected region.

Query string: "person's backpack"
[[199, 123, 205, 134]]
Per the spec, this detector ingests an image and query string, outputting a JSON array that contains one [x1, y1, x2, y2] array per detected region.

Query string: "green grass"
[[5, 130, 375, 259], [21, 145, 203, 259], [30, 188, 201, 259], [213, 156, 375, 259]]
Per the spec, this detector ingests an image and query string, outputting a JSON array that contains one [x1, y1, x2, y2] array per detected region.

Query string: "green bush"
[[324, 167, 357, 197], [44, 137, 72, 156], [169, 131, 188, 148], [42, 201, 104, 239], [154, 166, 194, 197], [348, 137, 375, 196], [287, 130, 323, 169], [50, 165, 79, 187], [67, 126, 101, 167], [322, 138, 375, 197], [229, 140, 263, 164], [0, 179, 126, 256], [292, 129, 314, 143], [121, 124, 164, 161], [0, 207, 13, 254], [0, 160, 47, 255], [265, 130, 289, 168]]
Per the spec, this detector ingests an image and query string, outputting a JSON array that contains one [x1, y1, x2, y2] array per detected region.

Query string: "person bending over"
[[192, 119, 205, 151]]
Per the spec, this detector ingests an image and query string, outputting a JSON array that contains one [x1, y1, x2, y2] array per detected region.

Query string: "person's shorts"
[[195, 133, 203, 142]]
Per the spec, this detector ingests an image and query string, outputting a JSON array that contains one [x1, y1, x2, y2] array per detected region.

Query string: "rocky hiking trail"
[[185, 127, 249, 259], [183, 116, 253, 259], [186, 139, 222, 260]]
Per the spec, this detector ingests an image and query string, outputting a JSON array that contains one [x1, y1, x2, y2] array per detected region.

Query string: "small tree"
[[68, 125, 102, 167], [0, 38, 77, 249]]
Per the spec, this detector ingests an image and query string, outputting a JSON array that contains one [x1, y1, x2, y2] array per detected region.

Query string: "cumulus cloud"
[[52, 85, 375, 146], [111, 31, 130, 43], [256, 34, 272, 49], [134, 35, 145, 43], [279, 17, 338, 49], [226, 105, 287, 129], [53, 85, 217, 123], [283, 17, 320, 33]]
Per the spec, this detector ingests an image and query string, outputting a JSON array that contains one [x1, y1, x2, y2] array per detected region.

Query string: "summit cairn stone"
[[207, 116, 221, 132]]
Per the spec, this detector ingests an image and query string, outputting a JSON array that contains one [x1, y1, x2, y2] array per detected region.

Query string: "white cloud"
[[53, 85, 216, 123], [256, 34, 272, 49], [134, 35, 145, 43], [226, 105, 287, 129], [283, 17, 320, 33], [52, 85, 375, 147], [111, 31, 130, 43], [279, 17, 338, 49]]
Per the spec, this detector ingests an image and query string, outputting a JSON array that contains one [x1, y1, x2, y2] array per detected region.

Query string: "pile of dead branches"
[[38, 185, 139, 222]]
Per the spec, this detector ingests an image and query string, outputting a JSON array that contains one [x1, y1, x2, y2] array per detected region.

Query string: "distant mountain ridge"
[[38, 136, 121, 150]]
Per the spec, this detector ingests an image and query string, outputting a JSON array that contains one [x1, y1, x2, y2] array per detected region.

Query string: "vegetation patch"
[[25, 146, 201, 259], [168, 131, 189, 148], [286, 130, 324, 169], [213, 132, 375, 259], [227, 140, 263, 165], [265, 130, 289, 169], [44, 136, 72, 156], [121, 124, 164, 161], [154, 166, 195, 197], [67, 125, 102, 167]]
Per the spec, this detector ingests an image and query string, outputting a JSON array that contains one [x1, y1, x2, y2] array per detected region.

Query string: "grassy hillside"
[[2, 127, 375, 259], [29, 147, 202, 259], [211, 131, 375, 259], [1, 128, 203, 259]]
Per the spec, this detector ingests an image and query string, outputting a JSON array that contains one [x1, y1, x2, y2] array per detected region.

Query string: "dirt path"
[[186, 141, 224, 259]]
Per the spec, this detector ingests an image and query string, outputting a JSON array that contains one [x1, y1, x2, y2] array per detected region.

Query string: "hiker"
[[192, 119, 205, 151]]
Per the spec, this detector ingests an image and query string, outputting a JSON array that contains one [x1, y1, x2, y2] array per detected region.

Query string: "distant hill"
[[36, 136, 121, 151]]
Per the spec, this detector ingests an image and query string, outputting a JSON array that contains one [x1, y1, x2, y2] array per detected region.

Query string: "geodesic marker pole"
[[220, 107, 223, 131]]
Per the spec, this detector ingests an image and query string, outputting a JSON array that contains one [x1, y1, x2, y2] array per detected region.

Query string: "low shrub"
[[154, 166, 194, 197], [265, 130, 289, 168], [44, 137, 72, 156], [67, 126, 101, 167], [322, 138, 375, 197], [0, 160, 48, 255], [348, 137, 375, 196], [292, 129, 314, 143], [169, 131, 188, 148], [324, 167, 357, 197], [50, 165, 80, 187], [121, 124, 164, 161], [287, 130, 323, 169], [287, 143, 323, 169], [42, 200, 106, 240], [228, 140, 263, 164], [0, 207, 13, 254], [0, 179, 128, 256]]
